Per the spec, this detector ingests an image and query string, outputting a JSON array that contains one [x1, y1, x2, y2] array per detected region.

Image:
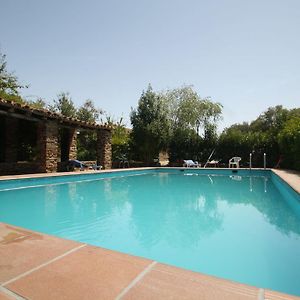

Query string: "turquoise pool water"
[[0, 169, 300, 296]]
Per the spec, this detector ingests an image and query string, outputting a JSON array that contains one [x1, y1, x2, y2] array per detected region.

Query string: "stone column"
[[68, 128, 77, 160], [5, 117, 18, 162], [37, 121, 59, 172], [97, 129, 112, 169]]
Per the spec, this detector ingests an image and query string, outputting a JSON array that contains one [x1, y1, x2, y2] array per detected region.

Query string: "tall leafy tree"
[[0, 52, 27, 103], [160, 86, 222, 162], [278, 115, 300, 170], [131, 85, 171, 162], [76, 100, 103, 160], [161, 86, 222, 136], [217, 105, 300, 169], [110, 117, 130, 161], [49, 92, 77, 117], [77, 99, 103, 122]]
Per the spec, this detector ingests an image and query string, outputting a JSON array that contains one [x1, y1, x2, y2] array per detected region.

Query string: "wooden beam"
[[0, 110, 41, 123]]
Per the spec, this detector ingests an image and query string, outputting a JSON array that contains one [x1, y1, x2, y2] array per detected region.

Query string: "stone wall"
[[97, 129, 112, 169], [68, 128, 77, 160], [0, 162, 41, 175], [0, 115, 110, 174], [37, 121, 59, 172]]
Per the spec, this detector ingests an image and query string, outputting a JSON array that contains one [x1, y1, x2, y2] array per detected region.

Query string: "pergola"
[[0, 99, 112, 175]]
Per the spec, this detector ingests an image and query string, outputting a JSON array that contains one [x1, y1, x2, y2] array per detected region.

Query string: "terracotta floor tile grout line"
[[115, 261, 157, 300], [258, 288, 265, 300], [153, 268, 258, 295], [1, 244, 87, 287], [0, 234, 33, 246], [0, 286, 28, 300]]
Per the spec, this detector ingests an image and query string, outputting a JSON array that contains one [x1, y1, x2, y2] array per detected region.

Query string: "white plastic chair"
[[228, 157, 241, 168]]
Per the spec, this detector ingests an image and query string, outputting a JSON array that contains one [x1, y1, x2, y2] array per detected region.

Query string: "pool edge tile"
[[264, 289, 300, 300], [0, 222, 82, 284], [5, 244, 153, 300], [123, 262, 259, 300]]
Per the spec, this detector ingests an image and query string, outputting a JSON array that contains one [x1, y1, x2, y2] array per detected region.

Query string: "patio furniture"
[[228, 157, 241, 168], [205, 160, 220, 168], [204, 149, 215, 168], [92, 164, 102, 170], [68, 160, 88, 171], [183, 160, 201, 168], [118, 155, 130, 168]]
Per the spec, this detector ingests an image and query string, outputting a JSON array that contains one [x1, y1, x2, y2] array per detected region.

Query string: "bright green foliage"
[[0, 52, 27, 96], [218, 126, 255, 166], [130, 85, 171, 162], [49, 92, 77, 117], [161, 86, 222, 136], [77, 99, 103, 122], [111, 118, 130, 161], [159, 86, 222, 162], [130, 85, 222, 163], [218, 106, 300, 169], [77, 131, 97, 161], [278, 116, 300, 170], [161, 86, 200, 130], [76, 100, 103, 161], [0, 90, 24, 103], [0, 52, 27, 103], [251, 105, 289, 133], [168, 128, 203, 162], [27, 98, 47, 109]]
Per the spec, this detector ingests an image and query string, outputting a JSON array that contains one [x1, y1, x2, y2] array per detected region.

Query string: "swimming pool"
[[0, 169, 299, 296]]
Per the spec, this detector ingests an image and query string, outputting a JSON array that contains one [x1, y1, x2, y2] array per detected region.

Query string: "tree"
[[76, 100, 103, 161], [0, 51, 27, 103], [249, 106, 290, 166], [217, 105, 300, 168], [130, 85, 171, 162], [27, 97, 47, 109], [250, 105, 289, 133], [161, 86, 222, 136], [160, 86, 222, 162], [111, 117, 130, 161], [49, 92, 77, 117], [77, 99, 103, 122], [278, 116, 300, 170], [161, 86, 200, 130]]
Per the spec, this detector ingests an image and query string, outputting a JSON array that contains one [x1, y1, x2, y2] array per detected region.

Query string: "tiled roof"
[[0, 99, 112, 130]]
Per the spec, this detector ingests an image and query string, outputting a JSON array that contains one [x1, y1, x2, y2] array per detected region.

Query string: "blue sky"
[[1, 0, 299, 129]]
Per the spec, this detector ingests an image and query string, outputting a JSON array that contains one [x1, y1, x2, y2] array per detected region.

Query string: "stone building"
[[0, 99, 112, 175]]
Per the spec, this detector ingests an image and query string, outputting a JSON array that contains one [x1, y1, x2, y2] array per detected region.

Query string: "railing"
[[249, 152, 267, 169]]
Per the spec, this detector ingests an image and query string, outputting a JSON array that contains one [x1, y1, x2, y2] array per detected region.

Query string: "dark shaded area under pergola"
[[0, 99, 112, 175]]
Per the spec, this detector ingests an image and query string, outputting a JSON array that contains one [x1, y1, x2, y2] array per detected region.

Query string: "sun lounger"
[[68, 160, 88, 171], [183, 160, 200, 168]]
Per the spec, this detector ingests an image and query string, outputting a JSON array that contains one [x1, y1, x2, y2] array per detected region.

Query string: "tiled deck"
[[0, 223, 299, 300], [272, 169, 300, 194], [0, 168, 300, 299]]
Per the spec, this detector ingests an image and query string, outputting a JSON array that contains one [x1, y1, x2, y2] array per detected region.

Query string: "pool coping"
[[0, 167, 299, 194], [0, 167, 300, 299]]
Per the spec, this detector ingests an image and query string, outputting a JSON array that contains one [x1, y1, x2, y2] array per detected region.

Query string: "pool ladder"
[[249, 153, 267, 169]]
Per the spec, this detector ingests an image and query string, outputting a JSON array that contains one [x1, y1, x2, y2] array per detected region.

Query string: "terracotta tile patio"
[[0, 223, 299, 300]]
